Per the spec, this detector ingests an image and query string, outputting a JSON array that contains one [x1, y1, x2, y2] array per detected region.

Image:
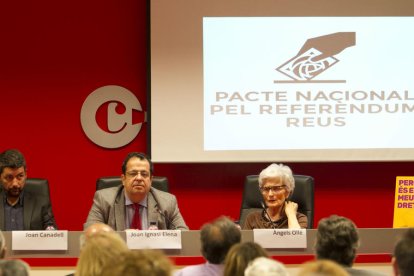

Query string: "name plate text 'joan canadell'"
[[12, 231, 68, 250]]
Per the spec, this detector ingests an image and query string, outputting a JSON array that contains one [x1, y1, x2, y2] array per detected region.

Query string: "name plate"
[[125, 230, 182, 249], [12, 231, 68, 251], [253, 229, 307, 248]]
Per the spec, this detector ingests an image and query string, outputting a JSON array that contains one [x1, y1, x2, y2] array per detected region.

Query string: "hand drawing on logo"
[[276, 32, 356, 81]]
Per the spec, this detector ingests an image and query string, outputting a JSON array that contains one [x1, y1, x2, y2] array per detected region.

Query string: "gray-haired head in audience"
[[0, 259, 30, 276], [244, 257, 288, 276]]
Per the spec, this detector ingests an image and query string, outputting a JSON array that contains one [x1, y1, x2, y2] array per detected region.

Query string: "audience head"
[[259, 163, 295, 195], [0, 259, 30, 276], [244, 257, 288, 276], [200, 216, 241, 264], [224, 241, 269, 276], [315, 215, 358, 267], [80, 223, 114, 248], [0, 231, 6, 258], [0, 149, 27, 199], [75, 231, 128, 276], [297, 260, 350, 276], [101, 249, 173, 276], [392, 228, 414, 276]]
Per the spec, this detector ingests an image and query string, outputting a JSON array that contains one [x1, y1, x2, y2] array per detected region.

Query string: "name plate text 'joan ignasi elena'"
[[125, 230, 182, 249]]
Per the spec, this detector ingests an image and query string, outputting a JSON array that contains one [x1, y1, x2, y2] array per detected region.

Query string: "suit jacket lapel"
[[114, 190, 126, 230], [148, 190, 159, 224], [23, 192, 34, 230]]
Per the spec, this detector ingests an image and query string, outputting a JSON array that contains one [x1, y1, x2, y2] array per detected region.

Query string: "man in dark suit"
[[315, 215, 385, 276], [0, 149, 57, 230], [84, 152, 188, 231]]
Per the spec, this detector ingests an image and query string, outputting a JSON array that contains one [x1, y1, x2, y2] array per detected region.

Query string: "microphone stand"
[[156, 208, 177, 230]]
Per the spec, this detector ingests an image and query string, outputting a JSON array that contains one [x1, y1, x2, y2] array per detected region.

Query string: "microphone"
[[43, 211, 57, 230], [261, 201, 278, 229], [156, 208, 177, 230]]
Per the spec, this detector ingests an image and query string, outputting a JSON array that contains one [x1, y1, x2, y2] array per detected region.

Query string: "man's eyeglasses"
[[260, 185, 286, 194], [125, 171, 150, 179]]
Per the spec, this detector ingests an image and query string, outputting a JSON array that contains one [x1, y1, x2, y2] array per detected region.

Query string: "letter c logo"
[[80, 85, 145, 148]]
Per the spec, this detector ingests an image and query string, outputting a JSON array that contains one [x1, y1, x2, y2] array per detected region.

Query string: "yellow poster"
[[393, 176, 414, 228]]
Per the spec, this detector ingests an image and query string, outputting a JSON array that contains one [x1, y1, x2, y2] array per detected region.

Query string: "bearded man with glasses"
[[84, 152, 188, 231], [242, 163, 307, 229]]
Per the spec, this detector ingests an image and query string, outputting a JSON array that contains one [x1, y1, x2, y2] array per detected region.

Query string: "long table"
[[3, 228, 407, 259]]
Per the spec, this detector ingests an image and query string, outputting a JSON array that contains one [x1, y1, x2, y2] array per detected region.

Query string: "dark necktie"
[[130, 203, 142, 230]]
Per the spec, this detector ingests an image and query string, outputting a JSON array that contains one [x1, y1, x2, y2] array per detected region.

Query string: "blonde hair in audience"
[[101, 249, 173, 276], [224, 242, 269, 276], [0, 231, 6, 258], [297, 260, 350, 276], [75, 232, 128, 276]]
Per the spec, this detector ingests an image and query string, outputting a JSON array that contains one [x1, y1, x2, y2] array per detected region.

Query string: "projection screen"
[[150, 0, 414, 162]]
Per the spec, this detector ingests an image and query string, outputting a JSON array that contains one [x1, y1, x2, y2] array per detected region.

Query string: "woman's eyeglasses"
[[260, 185, 286, 193]]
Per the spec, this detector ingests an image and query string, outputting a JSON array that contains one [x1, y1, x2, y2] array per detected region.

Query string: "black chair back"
[[96, 176, 169, 193], [25, 178, 51, 199], [239, 174, 314, 228]]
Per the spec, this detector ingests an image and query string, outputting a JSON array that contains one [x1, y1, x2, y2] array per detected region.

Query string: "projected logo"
[[80, 85, 146, 149], [276, 32, 355, 83]]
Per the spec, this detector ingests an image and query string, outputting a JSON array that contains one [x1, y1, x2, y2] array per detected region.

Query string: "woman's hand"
[[285, 201, 301, 229], [284, 201, 298, 217]]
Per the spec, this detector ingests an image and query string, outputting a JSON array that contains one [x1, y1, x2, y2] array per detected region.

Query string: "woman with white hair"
[[242, 163, 307, 229]]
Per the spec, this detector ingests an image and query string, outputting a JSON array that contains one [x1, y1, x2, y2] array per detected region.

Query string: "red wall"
[[1, 0, 412, 231]]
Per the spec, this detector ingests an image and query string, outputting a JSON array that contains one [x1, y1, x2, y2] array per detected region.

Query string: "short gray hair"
[[258, 163, 295, 193], [0, 259, 30, 276], [245, 257, 288, 276]]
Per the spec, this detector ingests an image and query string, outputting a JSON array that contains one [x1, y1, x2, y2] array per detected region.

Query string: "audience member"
[[174, 216, 241, 276], [0, 259, 30, 276], [65, 223, 116, 276], [297, 260, 350, 276], [243, 163, 307, 229], [79, 222, 114, 248], [223, 241, 269, 276], [84, 152, 188, 230], [244, 256, 288, 276], [315, 215, 385, 276], [0, 149, 57, 230], [0, 231, 6, 258], [101, 249, 173, 276], [392, 228, 414, 276], [75, 231, 128, 276]]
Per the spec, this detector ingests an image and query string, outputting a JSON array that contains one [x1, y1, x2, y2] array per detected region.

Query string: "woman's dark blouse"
[[242, 210, 308, 229]]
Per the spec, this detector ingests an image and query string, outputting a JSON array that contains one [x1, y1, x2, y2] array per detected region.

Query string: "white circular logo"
[[80, 85, 145, 148]]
